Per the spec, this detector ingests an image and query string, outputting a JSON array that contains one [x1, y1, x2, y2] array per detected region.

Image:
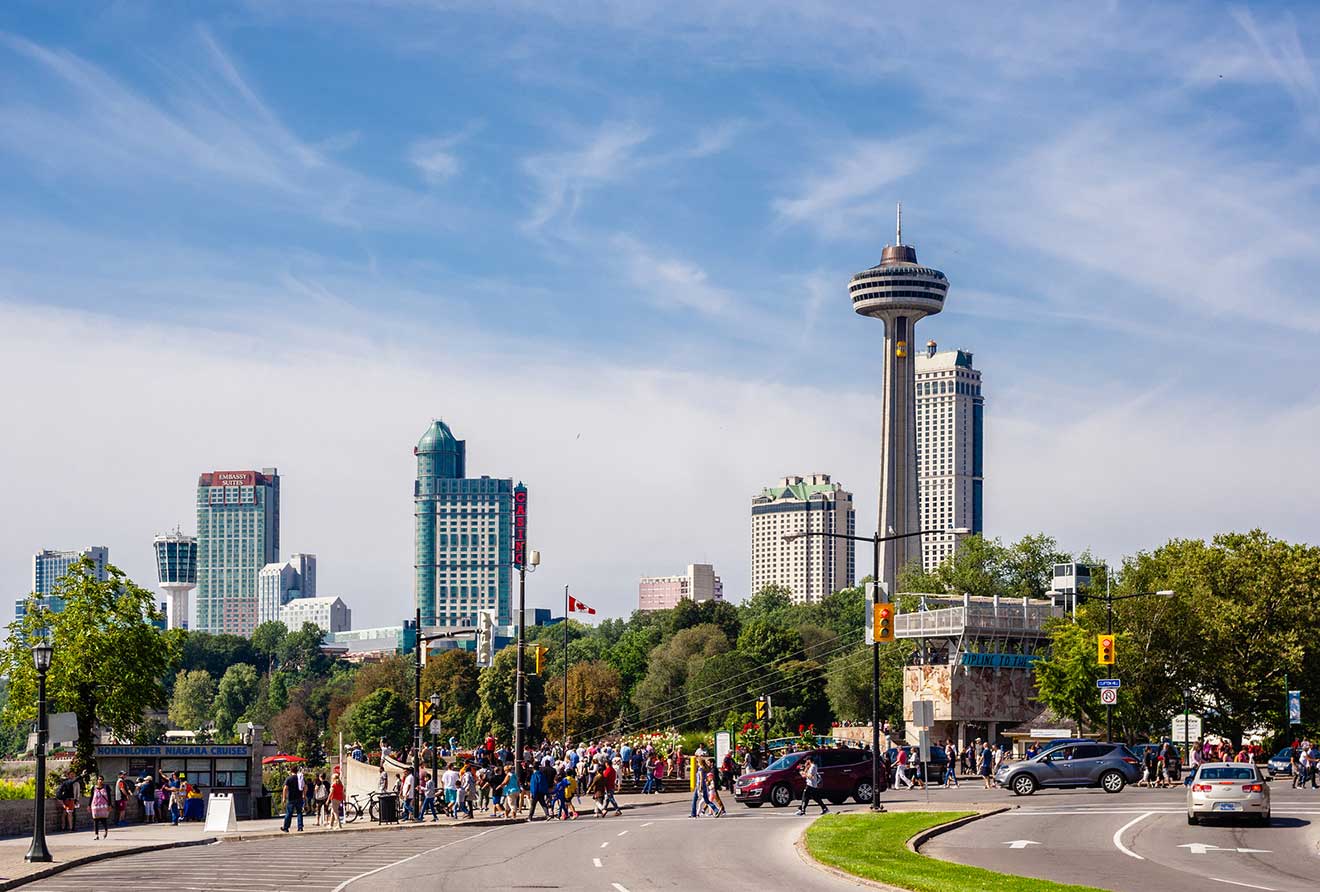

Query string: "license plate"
[[1214, 802, 1241, 811]]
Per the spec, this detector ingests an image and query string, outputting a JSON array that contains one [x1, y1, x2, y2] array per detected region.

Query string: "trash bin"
[[254, 795, 272, 820], [377, 792, 398, 824]]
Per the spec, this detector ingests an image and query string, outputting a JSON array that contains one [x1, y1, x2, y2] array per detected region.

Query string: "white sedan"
[[1187, 762, 1271, 825]]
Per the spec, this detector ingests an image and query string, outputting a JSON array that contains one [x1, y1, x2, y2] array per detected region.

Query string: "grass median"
[[803, 811, 1107, 892]]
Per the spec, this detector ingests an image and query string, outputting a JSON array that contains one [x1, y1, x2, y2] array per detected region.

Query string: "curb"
[[906, 805, 1009, 853], [792, 806, 1012, 891]]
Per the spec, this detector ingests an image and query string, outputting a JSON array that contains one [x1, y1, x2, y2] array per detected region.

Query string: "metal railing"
[[895, 600, 1063, 638]]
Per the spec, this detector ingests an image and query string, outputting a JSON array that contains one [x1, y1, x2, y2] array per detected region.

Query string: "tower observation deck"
[[154, 530, 197, 630], [852, 203, 950, 595]]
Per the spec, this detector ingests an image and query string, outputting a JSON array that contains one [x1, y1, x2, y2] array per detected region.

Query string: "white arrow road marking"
[[1177, 844, 1274, 855], [1003, 840, 1041, 849], [1112, 812, 1152, 860]]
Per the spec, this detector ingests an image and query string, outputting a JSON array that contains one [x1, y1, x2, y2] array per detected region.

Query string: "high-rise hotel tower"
[[915, 343, 984, 572], [414, 421, 519, 627], [195, 469, 280, 635], [851, 205, 949, 594]]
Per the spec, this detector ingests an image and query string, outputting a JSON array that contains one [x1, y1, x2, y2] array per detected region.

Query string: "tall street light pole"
[[513, 550, 540, 764], [26, 639, 53, 864], [784, 526, 962, 812]]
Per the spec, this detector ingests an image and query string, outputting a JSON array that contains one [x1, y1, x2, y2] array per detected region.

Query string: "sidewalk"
[[0, 791, 692, 888]]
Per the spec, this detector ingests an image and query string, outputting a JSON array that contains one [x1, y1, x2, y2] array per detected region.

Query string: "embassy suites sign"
[[212, 471, 256, 486]]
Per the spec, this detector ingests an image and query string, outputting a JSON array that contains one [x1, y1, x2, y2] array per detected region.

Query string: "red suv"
[[734, 747, 875, 808]]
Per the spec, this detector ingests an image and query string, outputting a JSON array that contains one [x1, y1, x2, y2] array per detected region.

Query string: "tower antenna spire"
[[896, 201, 902, 245]]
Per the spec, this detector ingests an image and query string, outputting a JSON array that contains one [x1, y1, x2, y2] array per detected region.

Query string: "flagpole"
[[563, 584, 570, 753]]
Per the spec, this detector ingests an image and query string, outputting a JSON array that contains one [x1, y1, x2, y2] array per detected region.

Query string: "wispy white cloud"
[[773, 139, 922, 238], [612, 235, 733, 316], [408, 121, 483, 184], [1231, 7, 1320, 134], [521, 121, 652, 231]]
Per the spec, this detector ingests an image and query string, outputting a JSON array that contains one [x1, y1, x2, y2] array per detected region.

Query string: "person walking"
[[136, 773, 156, 824], [89, 777, 111, 839], [400, 768, 416, 822], [313, 772, 330, 825], [112, 771, 131, 827], [328, 771, 346, 829], [795, 755, 829, 816], [527, 761, 550, 821], [281, 767, 306, 832], [689, 758, 714, 818], [706, 759, 727, 817], [895, 746, 912, 790], [601, 758, 624, 816], [944, 741, 960, 788], [979, 742, 994, 790]]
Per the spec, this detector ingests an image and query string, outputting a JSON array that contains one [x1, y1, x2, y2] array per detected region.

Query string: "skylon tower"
[[850, 204, 950, 594]]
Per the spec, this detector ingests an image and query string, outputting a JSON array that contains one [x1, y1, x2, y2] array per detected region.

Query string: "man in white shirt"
[[400, 770, 416, 821], [442, 765, 461, 818], [795, 755, 829, 816]]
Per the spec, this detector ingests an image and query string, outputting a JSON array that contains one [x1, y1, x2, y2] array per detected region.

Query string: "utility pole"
[[514, 562, 527, 764], [871, 532, 883, 812], [562, 585, 570, 752], [413, 606, 422, 819]]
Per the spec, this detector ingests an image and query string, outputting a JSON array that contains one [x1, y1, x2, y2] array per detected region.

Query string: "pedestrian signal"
[[1097, 634, 1116, 665]]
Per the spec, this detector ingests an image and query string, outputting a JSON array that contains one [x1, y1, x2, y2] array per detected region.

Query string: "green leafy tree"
[[631, 624, 728, 724], [605, 626, 660, 698], [179, 632, 256, 679], [351, 654, 413, 704], [279, 622, 329, 677], [341, 689, 411, 751], [421, 649, 479, 734], [271, 702, 321, 759], [250, 621, 288, 673], [543, 660, 623, 740], [268, 671, 290, 714], [213, 663, 260, 739], [1032, 621, 1105, 729], [0, 559, 180, 774], [739, 585, 795, 622], [1004, 534, 1071, 599], [735, 617, 801, 667], [168, 669, 216, 731], [477, 644, 544, 743], [683, 649, 758, 729], [825, 641, 912, 726]]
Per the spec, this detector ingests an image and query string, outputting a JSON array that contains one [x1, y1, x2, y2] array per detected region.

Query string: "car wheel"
[[770, 784, 793, 808], [1100, 770, 1126, 794], [1011, 774, 1037, 796], [827, 794, 847, 806], [1187, 811, 1198, 825], [853, 781, 874, 804], [745, 802, 762, 808]]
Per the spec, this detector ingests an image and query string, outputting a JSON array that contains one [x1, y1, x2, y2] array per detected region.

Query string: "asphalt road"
[[923, 784, 1320, 892], [31, 781, 1320, 891]]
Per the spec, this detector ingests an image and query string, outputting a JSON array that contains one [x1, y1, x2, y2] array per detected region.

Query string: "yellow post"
[[689, 753, 696, 791]]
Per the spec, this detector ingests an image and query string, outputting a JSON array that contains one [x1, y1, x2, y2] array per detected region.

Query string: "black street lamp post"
[[784, 526, 958, 812], [25, 640, 53, 864]]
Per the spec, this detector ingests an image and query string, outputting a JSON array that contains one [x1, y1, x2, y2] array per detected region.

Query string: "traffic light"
[[754, 698, 765, 722], [532, 645, 548, 674], [418, 701, 433, 729], [875, 603, 894, 643], [1097, 634, 1116, 665], [476, 611, 494, 668]]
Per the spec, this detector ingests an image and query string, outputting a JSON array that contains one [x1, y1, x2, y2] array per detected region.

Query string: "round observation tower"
[[154, 529, 197, 630], [851, 203, 951, 595]]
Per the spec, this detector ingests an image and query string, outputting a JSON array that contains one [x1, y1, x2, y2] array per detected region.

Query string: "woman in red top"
[[328, 771, 346, 829]]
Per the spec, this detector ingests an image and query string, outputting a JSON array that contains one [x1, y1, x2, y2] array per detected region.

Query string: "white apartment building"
[[280, 595, 351, 634], [257, 553, 316, 626], [638, 563, 724, 612], [750, 474, 855, 604], [915, 343, 984, 572]]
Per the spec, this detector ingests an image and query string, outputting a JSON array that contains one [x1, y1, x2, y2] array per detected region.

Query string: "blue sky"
[[2, 1, 1319, 627]]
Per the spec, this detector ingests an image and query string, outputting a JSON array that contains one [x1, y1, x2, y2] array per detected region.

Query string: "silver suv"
[[995, 742, 1143, 795]]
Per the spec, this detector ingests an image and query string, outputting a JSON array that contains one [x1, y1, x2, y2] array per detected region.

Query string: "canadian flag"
[[568, 595, 596, 615]]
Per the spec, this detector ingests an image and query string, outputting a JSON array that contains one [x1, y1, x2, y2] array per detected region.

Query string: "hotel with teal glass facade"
[[414, 422, 517, 628], [16, 546, 110, 619], [195, 468, 280, 636]]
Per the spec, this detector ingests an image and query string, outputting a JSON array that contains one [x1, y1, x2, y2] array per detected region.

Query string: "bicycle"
[[344, 791, 383, 823]]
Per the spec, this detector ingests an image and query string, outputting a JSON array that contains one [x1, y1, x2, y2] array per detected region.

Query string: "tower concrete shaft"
[[850, 206, 950, 594]]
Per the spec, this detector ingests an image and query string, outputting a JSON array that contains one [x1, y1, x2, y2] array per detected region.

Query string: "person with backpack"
[[281, 766, 306, 832], [137, 773, 156, 823], [113, 771, 132, 826], [312, 772, 330, 826], [56, 769, 80, 831]]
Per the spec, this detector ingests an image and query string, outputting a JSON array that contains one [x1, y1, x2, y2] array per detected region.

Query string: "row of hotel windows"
[[918, 380, 981, 396]]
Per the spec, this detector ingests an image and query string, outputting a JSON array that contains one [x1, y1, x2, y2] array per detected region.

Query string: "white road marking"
[[617, 829, 628, 836], [593, 858, 602, 868], [612, 885, 631, 892], [332, 827, 499, 891], [1002, 839, 1040, 849], [1112, 811, 1151, 860], [1177, 844, 1273, 855], [1209, 878, 1275, 891], [600, 841, 609, 848], [641, 821, 654, 827]]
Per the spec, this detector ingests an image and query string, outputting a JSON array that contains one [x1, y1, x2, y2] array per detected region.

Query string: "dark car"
[[1267, 747, 1293, 778], [734, 748, 874, 808], [994, 742, 1143, 795]]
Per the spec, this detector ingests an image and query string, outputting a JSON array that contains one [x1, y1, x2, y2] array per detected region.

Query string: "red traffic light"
[[879, 607, 891, 619]]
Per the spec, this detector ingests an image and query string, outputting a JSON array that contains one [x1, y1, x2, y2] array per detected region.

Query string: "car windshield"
[[1198, 766, 1256, 780], [1272, 748, 1292, 761], [767, 753, 803, 771]]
